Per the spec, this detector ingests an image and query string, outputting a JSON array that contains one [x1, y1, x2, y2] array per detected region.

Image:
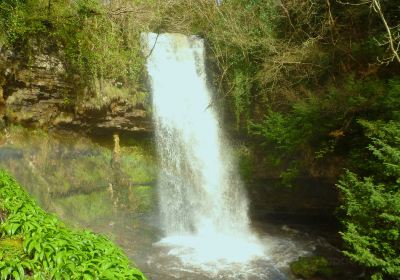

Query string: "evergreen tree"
[[338, 120, 400, 280]]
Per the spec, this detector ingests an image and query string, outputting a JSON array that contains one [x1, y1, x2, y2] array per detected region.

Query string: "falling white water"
[[142, 33, 264, 267]]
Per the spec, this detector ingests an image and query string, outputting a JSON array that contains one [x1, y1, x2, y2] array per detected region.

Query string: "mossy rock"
[[0, 236, 24, 260], [290, 256, 333, 279], [130, 185, 154, 212]]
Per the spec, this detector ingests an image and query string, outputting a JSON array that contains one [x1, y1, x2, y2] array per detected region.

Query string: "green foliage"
[[178, 0, 400, 185], [0, 170, 146, 279], [235, 145, 255, 184], [0, 0, 146, 90], [250, 75, 400, 182], [0, 0, 46, 44], [252, 109, 308, 152], [380, 79, 400, 120], [251, 100, 329, 182], [290, 256, 333, 279], [232, 70, 252, 131], [0, 1, 398, 278], [337, 120, 400, 279]]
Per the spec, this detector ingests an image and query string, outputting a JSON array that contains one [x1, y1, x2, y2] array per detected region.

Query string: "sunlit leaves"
[[0, 170, 146, 279]]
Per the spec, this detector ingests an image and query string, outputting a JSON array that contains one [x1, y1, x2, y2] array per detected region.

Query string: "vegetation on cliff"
[[2, 0, 397, 179], [0, 0, 145, 88], [0, 170, 146, 279], [1, 0, 399, 279]]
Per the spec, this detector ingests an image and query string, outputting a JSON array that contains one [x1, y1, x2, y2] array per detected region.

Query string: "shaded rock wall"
[[248, 178, 339, 223], [0, 47, 152, 135]]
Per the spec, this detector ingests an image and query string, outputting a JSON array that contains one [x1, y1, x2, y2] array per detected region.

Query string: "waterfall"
[[142, 33, 263, 266]]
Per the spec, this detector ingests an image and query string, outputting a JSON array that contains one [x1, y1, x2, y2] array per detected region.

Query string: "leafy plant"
[[0, 170, 146, 279]]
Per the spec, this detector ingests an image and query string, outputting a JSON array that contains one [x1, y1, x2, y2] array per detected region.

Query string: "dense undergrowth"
[[0, 170, 146, 279]]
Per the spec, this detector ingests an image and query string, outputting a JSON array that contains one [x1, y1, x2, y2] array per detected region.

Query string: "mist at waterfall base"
[[142, 32, 280, 277], [0, 129, 340, 280]]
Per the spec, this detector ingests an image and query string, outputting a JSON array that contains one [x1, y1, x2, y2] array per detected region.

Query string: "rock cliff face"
[[0, 47, 152, 135]]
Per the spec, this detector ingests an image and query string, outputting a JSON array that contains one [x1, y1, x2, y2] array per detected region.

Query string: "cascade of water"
[[142, 33, 263, 265]]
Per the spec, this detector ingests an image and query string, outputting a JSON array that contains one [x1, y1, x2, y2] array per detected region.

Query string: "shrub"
[[0, 170, 146, 279], [337, 120, 400, 280]]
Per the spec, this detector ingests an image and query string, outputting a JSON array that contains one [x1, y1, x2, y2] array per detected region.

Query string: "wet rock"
[[1, 48, 73, 128], [0, 147, 23, 161], [0, 85, 4, 105], [0, 47, 152, 135], [63, 98, 152, 134], [290, 256, 333, 279], [249, 178, 339, 222], [0, 118, 5, 130], [290, 254, 365, 280]]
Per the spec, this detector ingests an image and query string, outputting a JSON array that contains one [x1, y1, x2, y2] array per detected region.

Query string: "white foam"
[[143, 32, 265, 271]]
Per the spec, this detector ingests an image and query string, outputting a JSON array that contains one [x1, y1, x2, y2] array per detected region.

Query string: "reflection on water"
[[0, 127, 340, 279]]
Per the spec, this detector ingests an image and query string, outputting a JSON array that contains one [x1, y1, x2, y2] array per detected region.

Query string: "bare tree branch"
[[337, 0, 400, 64], [371, 0, 400, 64]]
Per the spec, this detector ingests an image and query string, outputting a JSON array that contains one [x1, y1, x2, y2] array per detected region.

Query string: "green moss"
[[0, 0, 154, 114], [54, 191, 115, 224], [130, 186, 154, 213], [120, 148, 156, 184], [0, 235, 24, 261], [236, 145, 254, 184], [0, 126, 156, 194], [290, 256, 333, 279]]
